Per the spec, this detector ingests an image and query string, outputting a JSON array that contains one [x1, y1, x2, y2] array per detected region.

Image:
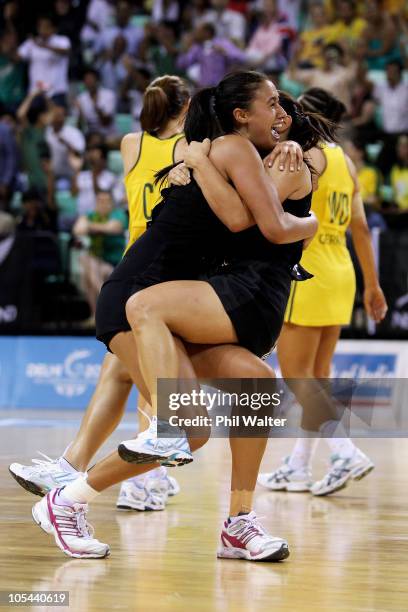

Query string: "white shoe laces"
[[231, 515, 268, 545], [55, 503, 94, 540], [29, 452, 65, 476]]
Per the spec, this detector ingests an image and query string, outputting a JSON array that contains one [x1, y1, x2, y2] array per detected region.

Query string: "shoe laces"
[[56, 502, 94, 539], [231, 514, 268, 545], [30, 452, 65, 476]]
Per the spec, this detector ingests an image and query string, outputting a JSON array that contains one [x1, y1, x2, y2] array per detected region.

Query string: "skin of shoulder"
[[121, 132, 142, 176], [267, 157, 312, 201], [208, 135, 262, 177]]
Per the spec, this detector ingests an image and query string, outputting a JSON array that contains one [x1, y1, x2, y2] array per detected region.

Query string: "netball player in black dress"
[[31, 73, 333, 562]]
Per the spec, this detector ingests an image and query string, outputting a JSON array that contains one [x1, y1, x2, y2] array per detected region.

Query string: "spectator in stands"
[[71, 144, 123, 217], [76, 68, 116, 137], [17, 187, 57, 233], [288, 42, 357, 112], [295, 3, 336, 68], [348, 62, 379, 145], [81, 0, 115, 53], [73, 189, 127, 318], [0, 30, 26, 112], [198, 0, 247, 46], [0, 104, 19, 211], [17, 14, 71, 107], [374, 61, 408, 136], [361, 0, 401, 70], [119, 66, 152, 129], [138, 23, 180, 77], [152, 0, 180, 27], [93, 0, 144, 58], [331, 0, 367, 48], [246, 0, 285, 73], [17, 90, 51, 195], [96, 34, 129, 92], [344, 138, 387, 229], [177, 23, 246, 87], [390, 135, 408, 211], [374, 60, 408, 175], [181, 0, 211, 33], [46, 104, 85, 186]]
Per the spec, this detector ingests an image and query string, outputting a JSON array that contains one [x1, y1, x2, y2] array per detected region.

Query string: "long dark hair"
[[156, 71, 270, 183], [140, 75, 190, 134], [298, 88, 346, 124], [278, 91, 339, 151]]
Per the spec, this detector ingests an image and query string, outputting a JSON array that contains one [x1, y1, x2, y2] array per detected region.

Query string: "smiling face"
[[233, 80, 287, 151]]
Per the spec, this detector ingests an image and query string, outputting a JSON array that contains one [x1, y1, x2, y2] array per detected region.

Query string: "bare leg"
[[187, 343, 275, 516], [65, 353, 132, 471], [125, 281, 237, 414]]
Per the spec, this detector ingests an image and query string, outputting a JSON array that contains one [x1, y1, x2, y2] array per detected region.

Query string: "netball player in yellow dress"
[[258, 89, 388, 496]]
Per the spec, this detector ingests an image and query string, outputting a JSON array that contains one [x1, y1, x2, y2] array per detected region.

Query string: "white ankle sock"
[[326, 437, 357, 459], [57, 475, 100, 505], [58, 456, 79, 474], [288, 438, 318, 470]]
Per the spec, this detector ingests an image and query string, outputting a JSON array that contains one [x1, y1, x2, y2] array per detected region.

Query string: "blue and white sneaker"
[[257, 457, 312, 492], [118, 417, 193, 466], [9, 453, 81, 497], [311, 450, 374, 496]]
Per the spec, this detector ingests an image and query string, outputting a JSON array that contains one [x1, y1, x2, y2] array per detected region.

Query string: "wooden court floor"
[[0, 410, 407, 612]]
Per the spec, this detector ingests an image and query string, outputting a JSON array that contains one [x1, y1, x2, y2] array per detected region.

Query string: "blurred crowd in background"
[[0, 0, 407, 332]]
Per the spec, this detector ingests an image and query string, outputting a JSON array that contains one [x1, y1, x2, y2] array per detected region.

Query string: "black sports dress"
[[95, 179, 311, 356], [206, 193, 312, 357], [95, 180, 229, 348]]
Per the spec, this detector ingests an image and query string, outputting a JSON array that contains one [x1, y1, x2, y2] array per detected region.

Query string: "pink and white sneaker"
[[32, 488, 110, 559], [217, 511, 289, 562]]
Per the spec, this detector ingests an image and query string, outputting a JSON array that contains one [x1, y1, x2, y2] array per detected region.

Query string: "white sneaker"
[[166, 475, 180, 497], [217, 512, 289, 562], [257, 457, 312, 492], [9, 453, 81, 497], [118, 417, 193, 466], [116, 475, 168, 511], [311, 450, 375, 496], [32, 488, 110, 559]]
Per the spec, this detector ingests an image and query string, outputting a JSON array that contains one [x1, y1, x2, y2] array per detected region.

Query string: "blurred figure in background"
[[361, 0, 401, 70], [295, 2, 336, 68], [71, 143, 123, 218], [177, 23, 246, 87], [0, 103, 19, 211], [0, 30, 26, 112], [80, 0, 115, 53], [246, 0, 285, 73], [93, 0, 143, 59], [17, 14, 71, 107], [73, 189, 127, 320], [347, 62, 378, 145], [197, 0, 247, 46], [390, 135, 408, 211], [17, 187, 57, 233], [288, 43, 357, 112], [330, 0, 367, 49], [46, 104, 85, 188], [76, 68, 116, 137]]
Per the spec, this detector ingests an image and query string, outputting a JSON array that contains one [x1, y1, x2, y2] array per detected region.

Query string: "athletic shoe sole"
[[9, 467, 46, 497], [117, 444, 193, 467], [32, 503, 110, 559], [217, 543, 289, 562], [116, 504, 164, 512], [258, 480, 311, 492]]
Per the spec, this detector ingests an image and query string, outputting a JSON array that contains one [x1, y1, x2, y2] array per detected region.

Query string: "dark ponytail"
[[140, 75, 190, 134], [156, 70, 269, 183], [278, 90, 339, 152]]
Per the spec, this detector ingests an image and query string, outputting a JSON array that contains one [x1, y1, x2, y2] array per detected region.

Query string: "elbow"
[[262, 225, 286, 244]]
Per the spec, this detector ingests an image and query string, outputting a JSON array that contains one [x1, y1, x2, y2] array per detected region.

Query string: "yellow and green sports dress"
[[124, 131, 184, 249], [285, 143, 356, 326]]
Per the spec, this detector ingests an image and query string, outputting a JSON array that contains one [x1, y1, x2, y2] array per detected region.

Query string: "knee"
[[188, 430, 211, 452], [125, 291, 161, 330]]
